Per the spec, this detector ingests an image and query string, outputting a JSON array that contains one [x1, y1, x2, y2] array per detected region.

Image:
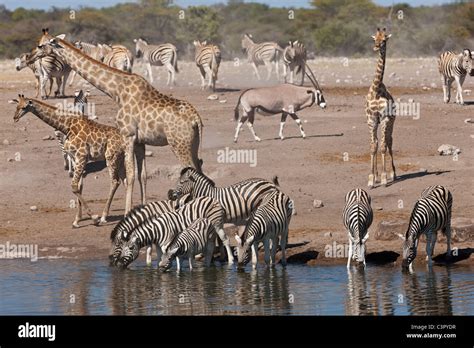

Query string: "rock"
[[374, 220, 407, 241], [312, 199, 324, 208], [42, 135, 54, 141], [145, 150, 153, 157], [219, 99, 227, 104], [450, 217, 474, 242], [30, 206, 38, 212], [3, 139, 10, 145], [375, 206, 383, 211], [7, 158, 14, 162], [464, 118, 473, 124], [324, 231, 332, 238], [464, 89, 471, 95], [422, 86, 429, 91], [437, 144, 461, 156], [94, 175, 98, 180], [207, 94, 218, 100], [335, 79, 341, 83]]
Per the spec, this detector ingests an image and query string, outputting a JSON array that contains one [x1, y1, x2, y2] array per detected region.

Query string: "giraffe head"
[[26, 29, 66, 64], [371, 28, 391, 52], [9, 94, 34, 122]]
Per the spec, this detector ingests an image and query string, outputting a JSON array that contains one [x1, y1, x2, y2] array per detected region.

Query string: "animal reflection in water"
[[345, 267, 454, 315], [109, 267, 290, 315]]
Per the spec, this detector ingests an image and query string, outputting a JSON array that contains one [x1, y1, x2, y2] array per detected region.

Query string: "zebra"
[[438, 49, 473, 105], [342, 188, 373, 269], [168, 167, 281, 224], [109, 194, 193, 266], [401, 185, 452, 271], [69, 41, 106, 86], [282, 40, 307, 85], [133, 38, 178, 85], [103, 44, 134, 73], [113, 196, 229, 268], [158, 218, 216, 271], [26, 47, 71, 99], [193, 40, 221, 91], [241, 33, 283, 81], [15, 52, 55, 98], [235, 189, 293, 269]]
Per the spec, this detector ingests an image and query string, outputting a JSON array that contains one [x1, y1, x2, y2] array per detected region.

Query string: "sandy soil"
[[0, 57, 473, 267]]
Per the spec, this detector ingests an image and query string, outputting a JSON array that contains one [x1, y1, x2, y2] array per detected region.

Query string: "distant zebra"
[[133, 38, 178, 85], [103, 44, 134, 73], [15, 52, 54, 98], [69, 42, 107, 86], [159, 218, 216, 271], [113, 196, 228, 268], [438, 49, 473, 104], [109, 194, 192, 266], [24, 49, 71, 99], [193, 40, 221, 91], [235, 189, 293, 269], [283, 40, 307, 85], [402, 185, 452, 271], [342, 188, 373, 268], [241, 33, 283, 80]]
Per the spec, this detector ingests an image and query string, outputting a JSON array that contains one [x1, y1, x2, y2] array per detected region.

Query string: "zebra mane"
[[406, 200, 422, 239], [110, 203, 147, 242]]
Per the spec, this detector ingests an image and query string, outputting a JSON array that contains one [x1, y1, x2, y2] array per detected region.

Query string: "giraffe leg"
[[380, 119, 389, 187], [71, 156, 98, 227], [279, 112, 288, 140], [73, 176, 83, 228], [123, 135, 137, 213], [134, 143, 147, 205], [99, 155, 121, 225], [386, 119, 396, 182], [289, 113, 306, 139], [367, 116, 379, 188]]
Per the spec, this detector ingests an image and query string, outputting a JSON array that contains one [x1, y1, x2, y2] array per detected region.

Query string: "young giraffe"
[[365, 28, 396, 188], [29, 29, 202, 212], [9, 95, 126, 228]]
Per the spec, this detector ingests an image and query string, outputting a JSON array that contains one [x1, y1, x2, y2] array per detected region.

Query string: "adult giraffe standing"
[[365, 28, 396, 188], [30, 29, 202, 211]]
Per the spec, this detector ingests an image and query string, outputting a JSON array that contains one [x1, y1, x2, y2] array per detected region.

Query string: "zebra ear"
[[396, 233, 406, 241], [386, 34, 392, 40], [246, 236, 255, 245], [169, 247, 179, 255], [371, 35, 376, 40], [234, 235, 242, 245], [133, 39, 137, 43], [55, 34, 66, 40]]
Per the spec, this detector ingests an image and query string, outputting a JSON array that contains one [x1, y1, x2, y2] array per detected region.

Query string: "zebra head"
[[9, 95, 34, 123], [461, 49, 473, 74], [371, 27, 391, 52], [116, 234, 140, 269], [241, 33, 254, 53], [133, 38, 147, 58], [158, 245, 179, 272], [28, 32, 67, 64], [168, 167, 202, 200], [234, 234, 253, 268], [15, 53, 29, 71], [402, 233, 418, 271], [349, 232, 369, 264]]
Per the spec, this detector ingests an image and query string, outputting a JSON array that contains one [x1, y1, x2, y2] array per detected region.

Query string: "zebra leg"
[[146, 246, 153, 266], [40, 75, 48, 100], [280, 226, 288, 266], [176, 257, 181, 272], [247, 110, 261, 142], [49, 78, 56, 98], [289, 113, 306, 139], [441, 75, 450, 103], [289, 68, 294, 84], [216, 227, 233, 264], [234, 115, 248, 143], [251, 243, 258, 269], [206, 66, 213, 89], [146, 62, 153, 84], [251, 62, 261, 80], [455, 75, 465, 105], [264, 61, 273, 80], [279, 112, 289, 140], [198, 66, 206, 89], [275, 60, 280, 80], [204, 236, 215, 267], [300, 64, 305, 86], [347, 237, 353, 269], [134, 143, 147, 205], [447, 78, 453, 103], [263, 238, 270, 266], [270, 235, 278, 266], [283, 64, 288, 83]]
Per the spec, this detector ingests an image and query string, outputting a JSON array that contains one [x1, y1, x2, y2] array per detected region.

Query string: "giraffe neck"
[[55, 39, 124, 100], [371, 45, 386, 90], [29, 100, 72, 134]]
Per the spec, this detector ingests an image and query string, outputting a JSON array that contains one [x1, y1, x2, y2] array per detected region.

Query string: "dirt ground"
[[0, 57, 473, 267]]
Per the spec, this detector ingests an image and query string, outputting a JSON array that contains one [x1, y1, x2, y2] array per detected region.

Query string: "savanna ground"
[[0, 57, 473, 267]]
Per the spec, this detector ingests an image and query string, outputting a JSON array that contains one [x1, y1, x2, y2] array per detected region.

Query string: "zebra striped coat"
[[114, 196, 228, 268], [134, 38, 178, 85], [15, 52, 54, 98], [438, 49, 472, 104], [159, 218, 216, 271], [235, 189, 293, 269], [402, 185, 452, 270], [103, 44, 134, 73], [193, 40, 221, 91], [342, 188, 373, 268], [109, 194, 193, 266], [168, 167, 281, 226], [283, 41, 307, 85], [241, 33, 283, 80]]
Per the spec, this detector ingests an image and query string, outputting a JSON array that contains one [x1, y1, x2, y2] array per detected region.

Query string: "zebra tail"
[[272, 176, 280, 186]]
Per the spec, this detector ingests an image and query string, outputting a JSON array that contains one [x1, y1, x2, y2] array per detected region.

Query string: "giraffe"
[[28, 29, 202, 212], [365, 28, 396, 188], [9, 94, 126, 228]]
